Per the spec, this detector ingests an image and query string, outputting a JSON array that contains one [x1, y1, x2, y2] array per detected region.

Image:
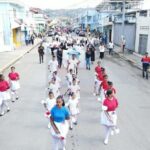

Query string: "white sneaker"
[[0, 111, 5, 116], [115, 128, 120, 134], [104, 139, 108, 145], [48, 123, 51, 129], [93, 93, 96, 96], [111, 130, 114, 136]]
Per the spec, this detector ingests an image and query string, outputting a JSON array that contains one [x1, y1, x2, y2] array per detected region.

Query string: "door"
[[138, 34, 148, 55]]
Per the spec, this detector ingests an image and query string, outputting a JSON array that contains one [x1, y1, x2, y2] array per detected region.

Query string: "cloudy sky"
[[24, 0, 150, 9]]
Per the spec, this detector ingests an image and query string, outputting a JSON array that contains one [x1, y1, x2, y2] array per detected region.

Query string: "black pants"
[[109, 48, 113, 55], [122, 45, 125, 53], [143, 64, 149, 79], [100, 52, 104, 59], [39, 54, 44, 63], [57, 58, 62, 68]]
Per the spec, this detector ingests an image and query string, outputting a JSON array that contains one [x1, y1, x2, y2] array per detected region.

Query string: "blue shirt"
[[51, 106, 70, 123]]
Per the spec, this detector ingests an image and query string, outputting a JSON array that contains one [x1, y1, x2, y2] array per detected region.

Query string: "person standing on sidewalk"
[[141, 52, 150, 79], [121, 37, 126, 53], [38, 43, 45, 64], [8, 66, 20, 102], [0, 74, 11, 116], [108, 41, 114, 55]]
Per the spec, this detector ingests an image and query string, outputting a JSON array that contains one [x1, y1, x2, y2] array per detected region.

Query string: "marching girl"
[[107, 81, 116, 96], [95, 61, 101, 75], [48, 55, 59, 74], [8, 66, 20, 102], [49, 78, 60, 98], [42, 91, 56, 128], [66, 69, 73, 88], [0, 74, 11, 116], [69, 78, 80, 99], [98, 75, 109, 102], [67, 54, 80, 75], [101, 90, 120, 145], [93, 73, 101, 96], [66, 92, 79, 130], [50, 96, 70, 150]]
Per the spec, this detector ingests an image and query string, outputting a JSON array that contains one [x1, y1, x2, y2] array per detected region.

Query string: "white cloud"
[[23, 0, 101, 9]]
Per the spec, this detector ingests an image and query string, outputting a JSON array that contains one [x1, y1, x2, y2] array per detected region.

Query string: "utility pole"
[[122, 0, 125, 39]]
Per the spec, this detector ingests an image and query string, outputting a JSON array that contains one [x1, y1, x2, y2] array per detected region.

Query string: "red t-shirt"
[[141, 57, 150, 63], [0, 81, 10, 92], [101, 79, 109, 91], [95, 66, 101, 74], [97, 73, 104, 81], [8, 72, 19, 80], [103, 97, 118, 111]]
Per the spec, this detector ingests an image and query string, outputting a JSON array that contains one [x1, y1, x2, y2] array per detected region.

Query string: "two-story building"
[[79, 10, 100, 32], [0, 0, 26, 52]]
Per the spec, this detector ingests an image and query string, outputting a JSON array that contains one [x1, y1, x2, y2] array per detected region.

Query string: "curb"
[[0, 41, 41, 73], [114, 51, 143, 70]]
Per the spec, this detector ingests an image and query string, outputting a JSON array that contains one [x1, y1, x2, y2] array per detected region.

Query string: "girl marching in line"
[[0, 74, 11, 116], [107, 81, 116, 96], [93, 73, 101, 96], [66, 92, 79, 130], [48, 55, 59, 74], [42, 91, 56, 128], [98, 74, 109, 102], [50, 96, 70, 150], [8, 66, 20, 102], [101, 90, 120, 145], [95, 61, 101, 75], [69, 78, 80, 99], [49, 78, 60, 98], [66, 69, 73, 88]]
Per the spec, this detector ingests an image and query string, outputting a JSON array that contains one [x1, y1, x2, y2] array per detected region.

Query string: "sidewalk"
[[113, 45, 143, 70], [0, 38, 41, 73]]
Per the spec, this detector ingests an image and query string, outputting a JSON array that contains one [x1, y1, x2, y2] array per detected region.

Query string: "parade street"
[[0, 43, 150, 150]]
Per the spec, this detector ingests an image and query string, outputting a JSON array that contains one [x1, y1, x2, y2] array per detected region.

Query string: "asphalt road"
[[0, 44, 150, 150]]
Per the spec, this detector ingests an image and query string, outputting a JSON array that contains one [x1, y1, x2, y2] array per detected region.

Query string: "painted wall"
[[135, 11, 150, 54]]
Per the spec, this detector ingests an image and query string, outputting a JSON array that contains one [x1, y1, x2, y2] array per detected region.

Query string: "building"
[[30, 7, 48, 34], [135, 10, 150, 55], [0, 0, 26, 52], [79, 10, 100, 32]]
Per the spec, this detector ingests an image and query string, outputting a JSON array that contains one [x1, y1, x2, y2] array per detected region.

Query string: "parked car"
[[79, 31, 86, 37]]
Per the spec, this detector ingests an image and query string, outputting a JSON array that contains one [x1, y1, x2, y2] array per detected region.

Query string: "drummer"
[[67, 54, 80, 75]]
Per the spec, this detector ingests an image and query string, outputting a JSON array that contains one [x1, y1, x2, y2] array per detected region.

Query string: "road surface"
[[0, 44, 150, 150]]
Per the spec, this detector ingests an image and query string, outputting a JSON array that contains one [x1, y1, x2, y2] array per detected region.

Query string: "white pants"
[[51, 135, 66, 150], [0, 100, 9, 114], [70, 115, 77, 128], [11, 90, 19, 101]]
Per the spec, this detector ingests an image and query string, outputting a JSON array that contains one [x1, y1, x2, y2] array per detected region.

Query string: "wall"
[[113, 23, 136, 51], [135, 11, 150, 54]]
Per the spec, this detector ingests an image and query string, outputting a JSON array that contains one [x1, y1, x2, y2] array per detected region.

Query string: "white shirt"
[[68, 59, 79, 70], [49, 83, 60, 97], [44, 98, 56, 111], [69, 84, 80, 94], [109, 42, 113, 49], [99, 46, 105, 52], [66, 98, 79, 115], [48, 60, 58, 73]]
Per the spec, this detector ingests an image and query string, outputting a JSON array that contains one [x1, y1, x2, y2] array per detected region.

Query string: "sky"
[[24, 0, 150, 10]]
